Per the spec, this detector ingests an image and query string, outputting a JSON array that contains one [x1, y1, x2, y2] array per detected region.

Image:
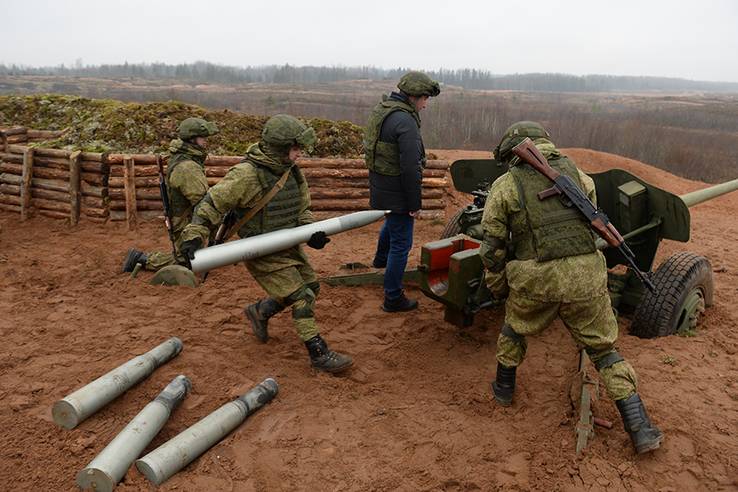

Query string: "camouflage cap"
[[494, 121, 551, 162], [178, 117, 219, 140], [261, 114, 317, 150], [397, 71, 441, 97]]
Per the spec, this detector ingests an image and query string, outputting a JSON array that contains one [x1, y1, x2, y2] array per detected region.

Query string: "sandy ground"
[[0, 149, 736, 491]]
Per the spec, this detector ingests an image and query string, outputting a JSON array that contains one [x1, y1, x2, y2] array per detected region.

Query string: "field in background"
[[2, 75, 738, 182]]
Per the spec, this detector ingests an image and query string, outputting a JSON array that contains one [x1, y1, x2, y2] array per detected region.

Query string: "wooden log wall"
[[0, 128, 451, 224]]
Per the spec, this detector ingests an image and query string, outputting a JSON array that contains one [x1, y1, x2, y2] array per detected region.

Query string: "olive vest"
[[236, 162, 306, 238], [508, 156, 596, 262], [166, 153, 206, 221], [364, 96, 422, 176]]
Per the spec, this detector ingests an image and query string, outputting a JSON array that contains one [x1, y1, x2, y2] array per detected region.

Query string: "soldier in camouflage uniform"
[[122, 117, 219, 272], [480, 121, 663, 454], [179, 114, 353, 374]]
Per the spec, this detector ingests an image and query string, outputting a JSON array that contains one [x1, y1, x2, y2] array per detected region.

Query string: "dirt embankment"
[[0, 148, 736, 491]]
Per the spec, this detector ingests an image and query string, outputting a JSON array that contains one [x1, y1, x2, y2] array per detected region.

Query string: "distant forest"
[[2, 61, 738, 93]]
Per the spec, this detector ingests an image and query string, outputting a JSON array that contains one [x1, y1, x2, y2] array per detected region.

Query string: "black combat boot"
[[304, 335, 353, 373], [492, 363, 516, 406], [122, 248, 148, 273], [382, 292, 418, 312], [244, 298, 283, 343], [615, 393, 663, 454]]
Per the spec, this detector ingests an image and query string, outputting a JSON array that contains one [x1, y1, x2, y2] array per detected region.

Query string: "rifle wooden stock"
[[512, 138, 560, 181]]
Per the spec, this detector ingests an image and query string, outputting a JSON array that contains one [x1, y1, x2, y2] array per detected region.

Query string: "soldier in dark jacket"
[[364, 71, 440, 312]]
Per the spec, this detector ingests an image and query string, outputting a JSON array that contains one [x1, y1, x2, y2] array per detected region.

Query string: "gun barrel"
[[679, 178, 738, 208], [76, 375, 191, 492], [52, 337, 183, 429], [190, 210, 388, 273], [136, 378, 278, 486]]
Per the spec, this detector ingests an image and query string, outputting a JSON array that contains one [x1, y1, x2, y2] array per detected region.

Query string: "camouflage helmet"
[[178, 117, 219, 140], [397, 71, 441, 97], [494, 121, 551, 162], [261, 114, 317, 150]]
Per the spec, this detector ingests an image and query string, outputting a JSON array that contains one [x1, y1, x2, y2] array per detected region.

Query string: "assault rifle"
[[157, 156, 178, 258], [511, 138, 656, 293]]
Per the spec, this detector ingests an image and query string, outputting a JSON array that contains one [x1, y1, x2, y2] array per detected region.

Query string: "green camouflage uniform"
[[145, 139, 210, 270], [480, 137, 637, 401], [181, 142, 320, 341]]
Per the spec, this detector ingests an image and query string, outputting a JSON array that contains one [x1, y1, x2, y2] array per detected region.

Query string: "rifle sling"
[[224, 167, 293, 241]]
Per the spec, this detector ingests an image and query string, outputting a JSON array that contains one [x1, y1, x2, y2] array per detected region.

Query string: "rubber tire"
[[441, 208, 465, 239], [629, 252, 713, 338]]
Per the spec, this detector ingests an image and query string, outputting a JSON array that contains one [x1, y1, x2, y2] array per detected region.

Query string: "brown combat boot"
[[244, 298, 284, 343], [304, 335, 353, 373]]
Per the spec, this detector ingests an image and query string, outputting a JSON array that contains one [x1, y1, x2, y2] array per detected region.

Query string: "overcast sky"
[[2, 0, 738, 82]]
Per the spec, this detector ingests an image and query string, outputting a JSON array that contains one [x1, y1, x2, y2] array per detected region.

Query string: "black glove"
[[180, 238, 203, 266], [306, 231, 330, 250]]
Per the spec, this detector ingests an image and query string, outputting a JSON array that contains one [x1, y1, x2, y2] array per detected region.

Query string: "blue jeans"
[[373, 213, 414, 300]]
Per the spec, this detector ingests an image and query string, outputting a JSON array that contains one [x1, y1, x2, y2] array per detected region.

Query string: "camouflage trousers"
[[145, 231, 186, 271], [246, 246, 320, 342], [497, 290, 638, 401]]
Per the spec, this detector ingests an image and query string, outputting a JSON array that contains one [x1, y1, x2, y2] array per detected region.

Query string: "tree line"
[[2, 62, 738, 93]]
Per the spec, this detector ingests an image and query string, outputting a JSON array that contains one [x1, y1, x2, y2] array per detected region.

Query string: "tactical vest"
[[508, 156, 596, 262], [166, 154, 205, 220], [364, 97, 422, 176], [236, 163, 306, 238]]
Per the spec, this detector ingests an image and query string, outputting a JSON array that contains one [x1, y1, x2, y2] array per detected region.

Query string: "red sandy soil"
[[0, 149, 736, 491]]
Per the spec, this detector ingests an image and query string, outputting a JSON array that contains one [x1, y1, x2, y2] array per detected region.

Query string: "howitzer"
[[157, 156, 177, 258], [414, 157, 738, 337], [511, 137, 655, 293]]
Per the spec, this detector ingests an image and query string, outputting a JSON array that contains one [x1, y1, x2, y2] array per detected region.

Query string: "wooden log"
[[207, 177, 222, 186], [0, 162, 22, 175], [109, 187, 162, 201], [80, 151, 104, 162], [1, 127, 27, 137], [0, 194, 22, 206], [110, 164, 158, 177], [0, 202, 21, 214], [82, 215, 109, 223], [310, 198, 445, 211], [38, 209, 70, 220], [109, 209, 162, 222], [304, 177, 449, 189], [20, 148, 34, 220], [80, 161, 108, 173], [27, 129, 66, 139], [107, 153, 159, 165], [7, 144, 29, 154], [0, 152, 23, 163], [34, 148, 71, 159], [0, 183, 20, 195], [33, 198, 71, 213], [69, 150, 81, 225], [421, 177, 449, 188], [81, 206, 109, 218], [110, 199, 162, 211], [309, 187, 444, 200], [33, 166, 71, 181], [109, 175, 160, 188], [6, 135, 28, 144], [0, 173, 22, 185], [205, 155, 242, 166], [80, 181, 107, 198], [32, 177, 69, 193], [417, 210, 445, 220], [33, 155, 72, 170], [123, 156, 137, 229], [0, 133, 5, 153], [32, 188, 69, 202], [81, 172, 107, 186], [81, 195, 107, 208]]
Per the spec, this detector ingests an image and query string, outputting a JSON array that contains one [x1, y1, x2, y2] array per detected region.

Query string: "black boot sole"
[[312, 359, 354, 374], [635, 433, 664, 454], [382, 302, 418, 313], [244, 305, 269, 343]]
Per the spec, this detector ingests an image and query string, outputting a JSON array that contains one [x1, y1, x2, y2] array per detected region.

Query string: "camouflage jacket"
[[166, 139, 209, 234], [181, 143, 313, 245], [480, 146, 608, 303]]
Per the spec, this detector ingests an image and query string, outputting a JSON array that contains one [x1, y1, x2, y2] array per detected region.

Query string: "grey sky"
[[2, 0, 738, 82]]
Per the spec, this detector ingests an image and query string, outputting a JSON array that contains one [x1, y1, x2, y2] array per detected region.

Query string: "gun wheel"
[[440, 208, 464, 238], [629, 252, 713, 338]]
